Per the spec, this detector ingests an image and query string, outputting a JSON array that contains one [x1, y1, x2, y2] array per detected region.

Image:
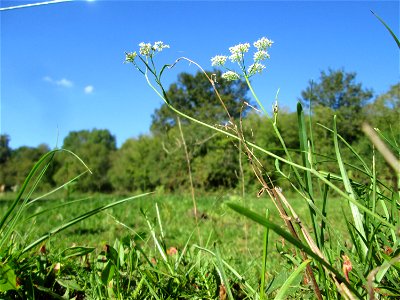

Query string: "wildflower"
[[254, 37, 274, 51], [253, 50, 270, 62], [228, 42, 250, 62], [211, 55, 228, 66], [247, 63, 265, 76], [342, 255, 352, 282], [125, 51, 137, 63], [221, 71, 240, 81], [139, 42, 152, 56], [167, 247, 178, 256], [53, 262, 61, 273], [153, 41, 170, 52]]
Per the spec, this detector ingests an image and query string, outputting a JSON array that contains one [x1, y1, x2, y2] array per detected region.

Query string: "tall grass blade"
[[193, 245, 256, 294], [227, 202, 363, 299], [260, 209, 270, 300], [22, 193, 152, 253], [215, 245, 234, 300], [297, 102, 319, 247], [333, 115, 368, 257], [371, 10, 400, 48], [274, 259, 312, 300], [319, 173, 330, 250], [0, 149, 91, 251]]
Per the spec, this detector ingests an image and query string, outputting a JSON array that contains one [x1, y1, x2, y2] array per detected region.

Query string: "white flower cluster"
[[253, 37, 273, 51], [221, 71, 240, 81], [153, 41, 170, 52], [138, 42, 151, 56], [228, 42, 250, 63], [125, 51, 137, 63], [248, 63, 265, 76], [138, 41, 170, 57], [210, 37, 273, 81], [211, 55, 228, 66]]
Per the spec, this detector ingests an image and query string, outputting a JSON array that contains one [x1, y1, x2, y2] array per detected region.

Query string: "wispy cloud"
[[43, 76, 74, 88], [84, 85, 94, 94]]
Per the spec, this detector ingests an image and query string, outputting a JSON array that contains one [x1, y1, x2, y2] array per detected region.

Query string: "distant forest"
[[1, 70, 398, 195]]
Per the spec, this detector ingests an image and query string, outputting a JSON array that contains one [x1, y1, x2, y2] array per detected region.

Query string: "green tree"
[[149, 70, 251, 192], [54, 129, 116, 193], [0, 134, 12, 164], [0, 135, 12, 189], [300, 69, 373, 142], [363, 82, 399, 134], [4, 144, 52, 190], [109, 135, 163, 192]]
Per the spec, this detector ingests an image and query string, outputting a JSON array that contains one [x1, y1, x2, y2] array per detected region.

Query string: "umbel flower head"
[[211, 55, 228, 67], [125, 51, 137, 63], [221, 71, 240, 81], [210, 36, 273, 81], [125, 41, 170, 63], [139, 41, 170, 57]]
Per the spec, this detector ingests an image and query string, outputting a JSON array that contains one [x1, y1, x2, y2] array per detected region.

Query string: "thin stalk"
[[260, 209, 270, 300], [244, 76, 304, 188], [177, 116, 201, 245]]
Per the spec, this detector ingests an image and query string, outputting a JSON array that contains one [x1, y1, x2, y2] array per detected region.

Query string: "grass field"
[[0, 190, 350, 275]]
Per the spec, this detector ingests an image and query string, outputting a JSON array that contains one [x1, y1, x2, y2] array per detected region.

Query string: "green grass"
[[0, 191, 349, 270], [0, 191, 356, 299]]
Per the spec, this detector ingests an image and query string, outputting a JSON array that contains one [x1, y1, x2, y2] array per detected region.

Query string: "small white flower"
[[153, 41, 170, 52], [211, 55, 228, 66], [125, 51, 137, 63], [228, 43, 250, 62], [248, 63, 265, 76], [253, 50, 270, 62], [139, 42, 152, 56], [222, 71, 240, 81], [254, 37, 273, 51]]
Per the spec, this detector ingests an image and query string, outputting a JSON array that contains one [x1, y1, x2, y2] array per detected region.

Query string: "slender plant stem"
[[177, 116, 201, 245]]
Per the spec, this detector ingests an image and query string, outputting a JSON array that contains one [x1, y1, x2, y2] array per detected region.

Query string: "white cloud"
[[56, 78, 73, 88], [84, 85, 94, 94], [43, 76, 73, 88], [43, 76, 52, 82]]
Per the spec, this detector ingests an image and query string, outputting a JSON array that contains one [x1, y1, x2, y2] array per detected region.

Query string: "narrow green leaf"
[[297, 102, 313, 194], [227, 202, 363, 299], [333, 115, 368, 256], [60, 246, 96, 259], [56, 278, 84, 291], [22, 193, 152, 253], [260, 209, 270, 300], [274, 259, 312, 300], [371, 10, 400, 48], [215, 245, 234, 300], [319, 174, 330, 250], [101, 261, 115, 285]]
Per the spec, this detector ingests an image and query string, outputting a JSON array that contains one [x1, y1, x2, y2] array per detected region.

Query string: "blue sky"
[[1, 0, 399, 149]]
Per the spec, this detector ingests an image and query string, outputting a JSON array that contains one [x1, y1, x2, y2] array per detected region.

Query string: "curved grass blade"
[[215, 245, 234, 300], [260, 209, 270, 300], [274, 259, 312, 300], [333, 116, 368, 257], [22, 192, 153, 253], [226, 202, 363, 299], [371, 10, 400, 49]]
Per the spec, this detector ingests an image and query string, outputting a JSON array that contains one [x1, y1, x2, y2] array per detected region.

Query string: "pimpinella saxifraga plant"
[[125, 37, 399, 299]]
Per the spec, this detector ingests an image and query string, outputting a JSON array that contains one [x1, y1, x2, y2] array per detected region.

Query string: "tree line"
[[0, 69, 398, 195]]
